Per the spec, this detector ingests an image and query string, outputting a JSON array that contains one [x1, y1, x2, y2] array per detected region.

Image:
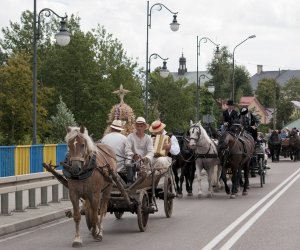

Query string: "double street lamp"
[[32, 0, 70, 144], [196, 37, 220, 121], [145, 1, 179, 122], [231, 34, 256, 102]]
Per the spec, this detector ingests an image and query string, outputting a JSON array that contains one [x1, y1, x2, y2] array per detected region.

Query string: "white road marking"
[[202, 167, 300, 250], [0, 219, 70, 243], [221, 171, 300, 249]]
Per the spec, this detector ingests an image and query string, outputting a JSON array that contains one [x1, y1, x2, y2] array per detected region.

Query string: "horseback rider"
[[239, 106, 260, 141], [238, 106, 260, 177], [222, 100, 239, 132]]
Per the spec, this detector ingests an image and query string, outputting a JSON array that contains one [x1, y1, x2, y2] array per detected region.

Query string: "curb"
[[0, 207, 72, 237]]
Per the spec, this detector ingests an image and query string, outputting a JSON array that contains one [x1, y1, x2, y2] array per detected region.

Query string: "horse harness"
[[63, 143, 115, 183], [189, 124, 218, 159]]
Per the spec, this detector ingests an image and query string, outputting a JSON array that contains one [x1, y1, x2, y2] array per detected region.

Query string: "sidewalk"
[[0, 200, 73, 237]]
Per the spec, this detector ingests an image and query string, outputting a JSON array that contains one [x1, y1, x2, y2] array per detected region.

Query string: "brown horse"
[[64, 126, 117, 247], [218, 129, 254, 198], [289, 128, 300, 161]]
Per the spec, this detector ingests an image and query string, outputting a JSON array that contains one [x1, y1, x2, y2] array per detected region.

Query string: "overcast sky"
[[0, 0, 299, 76]]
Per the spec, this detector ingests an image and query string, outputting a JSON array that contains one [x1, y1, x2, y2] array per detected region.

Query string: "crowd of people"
[[101, 100, 298, 185]]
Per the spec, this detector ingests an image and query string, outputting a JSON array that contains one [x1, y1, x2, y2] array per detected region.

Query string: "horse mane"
[[196, 122, 211, 143], [65, 126, 97, 152]]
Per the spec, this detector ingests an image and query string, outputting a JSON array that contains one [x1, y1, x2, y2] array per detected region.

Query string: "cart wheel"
[[164, 175, 174, 218], [137, 190, 149, 232], [258, 158, 264, 187], [114, 211, 124, 219]]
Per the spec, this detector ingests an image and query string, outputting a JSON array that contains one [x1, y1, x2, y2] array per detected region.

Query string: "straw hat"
[[135, 117, 149, 129], [149, 120, 166, 133], [110, 120, 124, 131]]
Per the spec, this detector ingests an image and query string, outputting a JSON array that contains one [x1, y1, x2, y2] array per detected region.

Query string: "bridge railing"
[[0, 144, 67, 177], [0, 172, 69, 215]]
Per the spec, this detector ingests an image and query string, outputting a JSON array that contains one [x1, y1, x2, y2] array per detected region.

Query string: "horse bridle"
[[189, 125, 201, 143], [68, 134, 91, 166]]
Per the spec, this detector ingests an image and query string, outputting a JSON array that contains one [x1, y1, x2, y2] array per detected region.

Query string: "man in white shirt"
[[125, 117, 154, 189], [101, 120, 127, 172]]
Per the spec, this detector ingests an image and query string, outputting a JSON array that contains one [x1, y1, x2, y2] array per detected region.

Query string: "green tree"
[[208, 46, 253, 102], [47, 96, 77, 143], [207, 46, 232, 100], [148, 70, 195, 132], [1, 12, 144, 143], [255, 78, 280, 107]]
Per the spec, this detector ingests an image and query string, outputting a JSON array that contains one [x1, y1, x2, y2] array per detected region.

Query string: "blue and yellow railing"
[[0, 144, 67, 177]]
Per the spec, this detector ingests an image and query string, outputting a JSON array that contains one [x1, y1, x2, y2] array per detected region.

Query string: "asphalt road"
[[0, 158, 299, 250]]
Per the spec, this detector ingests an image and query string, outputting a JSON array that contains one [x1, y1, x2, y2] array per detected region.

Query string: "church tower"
[[178, 53, 187, 75]]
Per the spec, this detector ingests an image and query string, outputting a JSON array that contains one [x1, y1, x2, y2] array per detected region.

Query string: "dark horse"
[[218, 130, 255, 198], [63, 126, 127, 247], [172, 131, 196, 197], [268, 130, 281, 162], [289, 128, 300, 161]]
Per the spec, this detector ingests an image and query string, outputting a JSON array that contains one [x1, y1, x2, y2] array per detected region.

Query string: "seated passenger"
[[125, 117, 154, 189], [149, 120, 180, 173], [100, 119, 127, 172]]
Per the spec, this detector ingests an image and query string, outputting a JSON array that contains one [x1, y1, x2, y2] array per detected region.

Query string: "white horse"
[[188, 121, 222, 198]]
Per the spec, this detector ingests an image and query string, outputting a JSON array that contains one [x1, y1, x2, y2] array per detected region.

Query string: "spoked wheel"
[[137, 189, 149, 232], [258, 158, 264, 187], [164, 175, 174, 218], [114, 211, 124, 219]]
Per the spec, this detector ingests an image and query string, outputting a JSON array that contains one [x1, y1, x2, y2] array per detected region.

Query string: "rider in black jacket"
[[239, 106, 260, 141]]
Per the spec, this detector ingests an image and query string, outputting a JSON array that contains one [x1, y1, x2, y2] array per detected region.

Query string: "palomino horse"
[[64, 126, 117, 247], [218, 129, 254, 198], [172, 131, 196, 197], [188, 121, 221, 198]]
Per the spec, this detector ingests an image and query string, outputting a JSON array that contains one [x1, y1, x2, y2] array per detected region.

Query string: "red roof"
[[239, 96, 254, 106]]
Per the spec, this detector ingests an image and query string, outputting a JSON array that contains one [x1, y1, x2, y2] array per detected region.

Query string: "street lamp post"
[[196, 37, 220, 121], [231, 34, 256, 102], [145, 1, 179, 122], [32, 0, 70, 144], [148, 53, 170, 78]]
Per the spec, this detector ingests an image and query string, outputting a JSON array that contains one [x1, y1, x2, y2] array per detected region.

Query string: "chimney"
[[257, 65, 263, 74]]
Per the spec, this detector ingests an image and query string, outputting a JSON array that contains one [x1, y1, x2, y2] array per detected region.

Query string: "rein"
[[190, 124, 218, 159]]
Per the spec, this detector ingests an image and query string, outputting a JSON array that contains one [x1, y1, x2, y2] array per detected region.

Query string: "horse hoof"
[[242, 191, 248, 196], [207, 193, 213, 198], [187, 192, 193, 197], [72, 238, 82, 248], [177, 193, 183, 198], [197, 193, 202, 198], [230, 194, 236, 199], [93, 233, 103, 242]]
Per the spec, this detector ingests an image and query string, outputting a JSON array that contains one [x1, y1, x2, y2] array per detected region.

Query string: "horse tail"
[[211, 164, 220, 186]]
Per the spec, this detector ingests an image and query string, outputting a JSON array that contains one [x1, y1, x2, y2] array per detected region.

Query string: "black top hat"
[[240, 107, 248, 115], [227, 100, 234, 106]]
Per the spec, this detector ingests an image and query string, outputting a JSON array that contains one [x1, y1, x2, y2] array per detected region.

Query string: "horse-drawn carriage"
[[106, 160, 175, 232], [43, 126, 176, 247]]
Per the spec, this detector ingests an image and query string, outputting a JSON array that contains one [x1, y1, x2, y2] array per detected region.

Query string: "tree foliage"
[[48, 96, 77, 143], [148, 70, 195, 132], [0, 11, 144, 144]]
